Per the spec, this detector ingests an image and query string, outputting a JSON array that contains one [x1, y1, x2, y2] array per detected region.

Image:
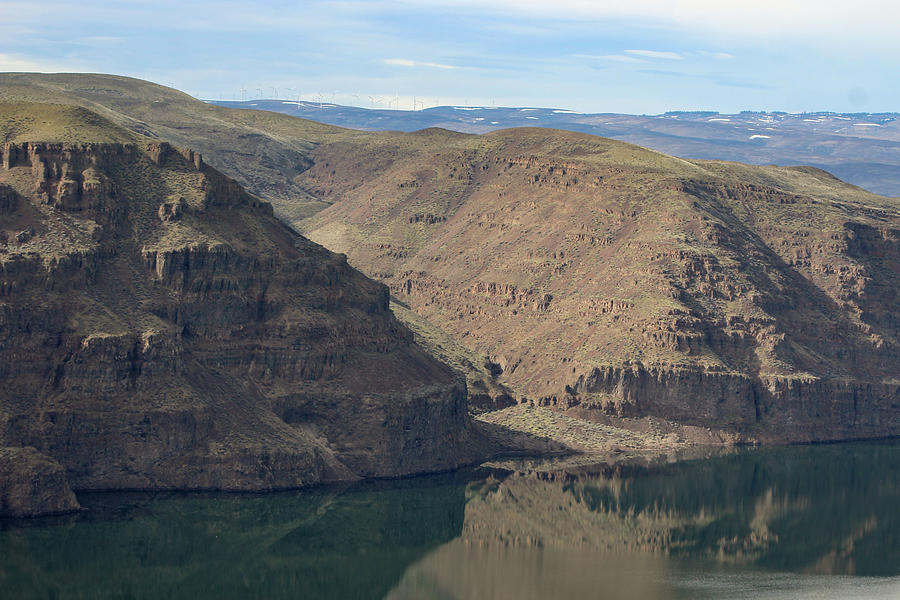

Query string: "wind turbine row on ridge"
[[232, 88, 445, 110]]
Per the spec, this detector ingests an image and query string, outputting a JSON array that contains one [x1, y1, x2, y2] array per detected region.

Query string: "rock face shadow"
[[470, 417, 574, 457]]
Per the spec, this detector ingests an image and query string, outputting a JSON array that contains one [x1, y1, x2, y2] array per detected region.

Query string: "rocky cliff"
[[299, 127, 900, 442], [0, 447, 80, 517], [0, 105, 469, 513]]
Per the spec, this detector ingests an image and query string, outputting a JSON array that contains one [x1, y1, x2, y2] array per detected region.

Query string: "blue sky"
[[1, 0, 897, 113]]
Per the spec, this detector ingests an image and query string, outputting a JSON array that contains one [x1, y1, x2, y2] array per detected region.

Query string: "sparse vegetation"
[[296, 123, 900, 442]]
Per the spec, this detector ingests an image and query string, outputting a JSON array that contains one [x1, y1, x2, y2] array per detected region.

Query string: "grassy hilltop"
[[0, 73, 353, 220]]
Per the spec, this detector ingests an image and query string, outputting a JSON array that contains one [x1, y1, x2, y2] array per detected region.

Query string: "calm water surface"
[[1, 441, 899, 599]]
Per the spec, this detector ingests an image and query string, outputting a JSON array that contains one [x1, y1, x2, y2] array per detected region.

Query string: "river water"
[[1, 441, 898, 599]]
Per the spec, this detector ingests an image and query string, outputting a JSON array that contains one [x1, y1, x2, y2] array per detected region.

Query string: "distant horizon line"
[[2, 71, 896, 116], [207, 98, 900, 118]]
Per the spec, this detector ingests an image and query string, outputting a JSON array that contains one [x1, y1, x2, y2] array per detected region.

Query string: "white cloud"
[[70, 36, 125, 46], [625, 49, 683, 60], [0, 52, 82, 72], [383, 58, 458, 70], [400, 0, 900, 53], [574, 54, 646, 63], [692, 51, 736, 60]]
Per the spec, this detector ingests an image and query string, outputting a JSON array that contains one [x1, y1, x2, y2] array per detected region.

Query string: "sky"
[[0, 0, 898, 114]]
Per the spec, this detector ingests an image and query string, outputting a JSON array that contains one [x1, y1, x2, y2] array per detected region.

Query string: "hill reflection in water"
[[1, 441, 899, 599]]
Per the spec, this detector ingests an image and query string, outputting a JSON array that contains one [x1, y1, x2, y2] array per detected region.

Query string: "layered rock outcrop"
[[299, 127, 900, 442], [0, 125, 468, 502], [0, 447, 80, 517]]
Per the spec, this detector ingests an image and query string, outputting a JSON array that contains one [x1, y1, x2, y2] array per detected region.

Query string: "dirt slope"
[[299, 127, 900, 442]]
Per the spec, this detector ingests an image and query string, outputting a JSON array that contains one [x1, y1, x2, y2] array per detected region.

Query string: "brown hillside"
[[0, 73, 358, 221], [299, 127, 900, 443], [0, 104, 468, 503]]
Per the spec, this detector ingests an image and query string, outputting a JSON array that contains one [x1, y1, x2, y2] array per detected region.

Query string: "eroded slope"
[[300, 127, 900, 442]]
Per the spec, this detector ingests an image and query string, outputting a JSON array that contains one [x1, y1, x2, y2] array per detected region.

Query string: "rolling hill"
[[0, 73, 356, 221], [214, 99, 900, 198]]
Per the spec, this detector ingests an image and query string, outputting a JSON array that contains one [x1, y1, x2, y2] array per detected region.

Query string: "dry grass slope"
[[0, 102, 138, 144], [297, 125, 900, 442], [0, 73, 357, 219]]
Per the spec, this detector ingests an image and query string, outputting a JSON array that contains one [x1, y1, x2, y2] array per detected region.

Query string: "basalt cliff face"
[[0, 446, 80, 517], [300, 128, 900, 443], [0, 106, 468, 510]]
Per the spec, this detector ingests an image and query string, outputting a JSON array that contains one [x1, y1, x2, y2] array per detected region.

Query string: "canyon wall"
[[299, 128, 900, 442], [0, 135, 469, 509]]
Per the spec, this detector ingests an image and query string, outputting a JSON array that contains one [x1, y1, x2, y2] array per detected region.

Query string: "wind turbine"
[[368, 95, 381, 108], [240, 86, 246, 102], [256, 88, 263, 99]]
